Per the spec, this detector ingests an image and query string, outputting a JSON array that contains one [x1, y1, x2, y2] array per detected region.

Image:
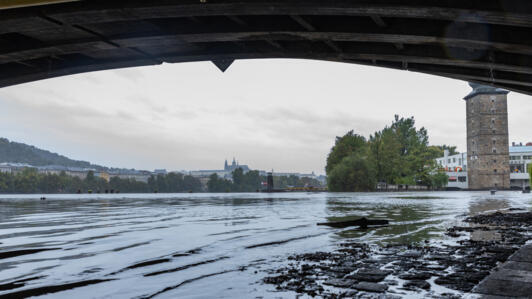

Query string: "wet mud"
[[262, 211, 532, 298]]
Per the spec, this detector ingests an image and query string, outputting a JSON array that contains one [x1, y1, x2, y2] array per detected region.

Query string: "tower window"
[[493, 149, 497, 153], [494, 169, 498, 173], [493, 140, 496, 145]]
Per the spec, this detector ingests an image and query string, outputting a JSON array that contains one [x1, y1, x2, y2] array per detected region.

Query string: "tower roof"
[[464, 82, 509, 100]]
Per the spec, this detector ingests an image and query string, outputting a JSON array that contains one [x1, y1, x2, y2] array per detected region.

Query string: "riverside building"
[[436, 143, 531, 190]]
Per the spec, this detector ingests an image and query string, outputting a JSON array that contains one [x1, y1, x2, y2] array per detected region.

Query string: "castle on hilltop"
[[224, 158, 250, 172]]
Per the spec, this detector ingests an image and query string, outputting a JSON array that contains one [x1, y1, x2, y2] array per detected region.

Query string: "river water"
[[0, 191, 531, 298]]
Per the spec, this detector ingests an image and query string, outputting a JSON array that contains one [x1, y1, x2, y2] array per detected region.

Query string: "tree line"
[[0, 168, 203, 194], [326, 115, 449, 192], [207, 168, 323, 192], [529, 164, 532, 189]]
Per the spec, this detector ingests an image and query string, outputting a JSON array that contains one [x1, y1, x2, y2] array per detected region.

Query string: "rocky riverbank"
[[262, 210, 532, 298]]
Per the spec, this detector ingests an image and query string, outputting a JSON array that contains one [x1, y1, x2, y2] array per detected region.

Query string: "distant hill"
[[0, 138, 107, 170]]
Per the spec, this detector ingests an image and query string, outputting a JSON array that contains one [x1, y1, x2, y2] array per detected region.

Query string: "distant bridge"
[[1, 0, 532, 95]]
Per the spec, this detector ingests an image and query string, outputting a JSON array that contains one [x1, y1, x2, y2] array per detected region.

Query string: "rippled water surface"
[[0, 191, 531, 298]]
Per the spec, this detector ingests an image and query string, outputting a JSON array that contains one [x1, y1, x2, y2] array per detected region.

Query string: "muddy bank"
[[262, 211, 532, 298]]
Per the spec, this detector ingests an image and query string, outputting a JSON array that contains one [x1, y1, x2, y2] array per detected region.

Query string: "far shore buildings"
[[189, 158, 250, 179], [437, 144, 531, 190], [0, 163, 153, 183], [188, 158, 323, 183], [0, 157, 324, 187]]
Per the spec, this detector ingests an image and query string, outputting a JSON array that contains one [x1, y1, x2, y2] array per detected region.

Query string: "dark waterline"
[[0, 192, 530, 298]]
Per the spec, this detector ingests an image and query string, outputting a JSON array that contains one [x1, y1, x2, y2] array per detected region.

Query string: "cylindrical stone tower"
[[464, 83, 510, 190]]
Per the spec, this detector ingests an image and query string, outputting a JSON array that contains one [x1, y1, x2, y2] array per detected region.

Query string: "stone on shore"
[[403, 280, 431, 290], [352, 281, 388, 293], [347, 269, 392, 282], [322, 278, 357, 288]]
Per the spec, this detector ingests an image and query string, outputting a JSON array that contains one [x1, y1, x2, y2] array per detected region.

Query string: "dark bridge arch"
[[1, 0, 532, 95]]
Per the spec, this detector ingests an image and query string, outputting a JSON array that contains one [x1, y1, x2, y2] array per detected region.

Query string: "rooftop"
[[464, 83, 509, 100], [510, 146, 532, 153], [437, 146, 532, 159]]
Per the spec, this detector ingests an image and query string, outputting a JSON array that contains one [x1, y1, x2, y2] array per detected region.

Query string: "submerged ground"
[[0, 192, 530, 298]]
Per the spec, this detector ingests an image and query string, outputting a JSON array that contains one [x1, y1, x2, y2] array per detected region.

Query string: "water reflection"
[[468, 197, 510, 215], [325, 192, 526, 245], [0, 191, 530, 298], [465, 195, 511, 242]]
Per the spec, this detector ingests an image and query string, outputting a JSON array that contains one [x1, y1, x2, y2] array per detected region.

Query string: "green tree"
[[0, 168, 200, 194], [430, 172, 449, 190], [14, 168, 39, 193], [369, 128, 401, 184], [155, 174, 168, 192], [327, 153, 376, 192], [389, 115, 429, 183], [38, 174, 62, 193], [326, 131, 367, 175], [183, 175, 202, 192], [326, 115, 454, 192], [0, 172, 12, 193], [207, 174, 232, 192], [232, 168, 244, 191], [529, 164, 532, 189], [166, 172, 184, 192]]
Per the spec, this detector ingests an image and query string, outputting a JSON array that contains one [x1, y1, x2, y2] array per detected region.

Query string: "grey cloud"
[[0, 59, 530, 174]]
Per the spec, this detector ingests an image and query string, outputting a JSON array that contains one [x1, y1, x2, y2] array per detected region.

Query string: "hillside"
[[0, 138, 106, 170]]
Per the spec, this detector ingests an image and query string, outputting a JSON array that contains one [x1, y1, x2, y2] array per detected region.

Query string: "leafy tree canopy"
[[327, 153, 376, 192], [432, 145, 459, 157], [529, 164, 532, 189], [325, 131, 367, 174], [326, 115, 455, 191]]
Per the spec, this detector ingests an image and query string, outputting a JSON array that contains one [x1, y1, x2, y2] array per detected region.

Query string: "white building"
[[109, 170, 152, 183], [154, 169, 167, 175], [189, 169, 229, 178], [436, 143, 532, 189], [509, 143, 532, 189], [0, 164, 12, 173], [435, 150, 468, 189]]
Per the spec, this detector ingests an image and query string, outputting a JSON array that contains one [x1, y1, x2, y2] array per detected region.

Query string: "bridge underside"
[[1, 1, 532, 94]]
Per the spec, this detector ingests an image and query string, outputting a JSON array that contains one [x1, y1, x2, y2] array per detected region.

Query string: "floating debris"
[[317, 217, 389, 229]]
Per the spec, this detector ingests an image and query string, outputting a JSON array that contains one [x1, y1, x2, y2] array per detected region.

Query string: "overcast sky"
[[0, 59, 531, 174]]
